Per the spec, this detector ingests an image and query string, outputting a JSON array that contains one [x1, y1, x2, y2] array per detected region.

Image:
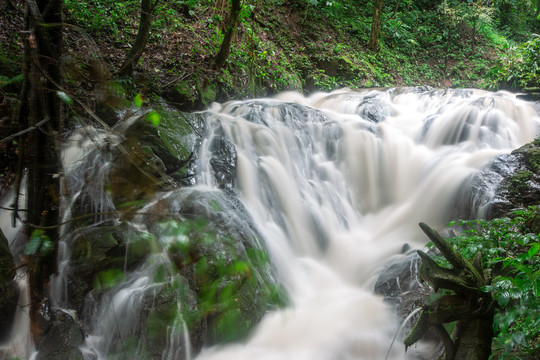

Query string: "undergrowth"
[[431, 207, 540, 358]]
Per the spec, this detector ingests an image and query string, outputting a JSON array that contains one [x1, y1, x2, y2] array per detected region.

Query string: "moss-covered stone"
[[489, 136, 540, 217]]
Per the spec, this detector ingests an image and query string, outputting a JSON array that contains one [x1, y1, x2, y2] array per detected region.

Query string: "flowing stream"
[[1, 87, 539, 360], [193, 87, 539, 360]]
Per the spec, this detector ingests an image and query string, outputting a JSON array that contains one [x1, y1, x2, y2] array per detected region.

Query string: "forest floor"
[[0, 1, 506, 111]]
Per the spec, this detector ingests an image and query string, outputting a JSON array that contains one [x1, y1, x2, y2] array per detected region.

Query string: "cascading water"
[[191, 87, 539, 360], [1, 87, 539, 360]]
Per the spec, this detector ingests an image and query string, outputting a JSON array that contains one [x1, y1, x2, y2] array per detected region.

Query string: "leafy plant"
[[431, 207, 540, 358], [491, 36, 540, 89], [64, 0, 138, 37]]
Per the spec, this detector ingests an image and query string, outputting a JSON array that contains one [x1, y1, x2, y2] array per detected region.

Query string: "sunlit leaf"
[[233, 261, 251, 277], [24, 230, 43, 255], [146, 111, 161, 125], [93, 269, 125, 290], [57, 91, 74, 105], [134, 93, 143, 108], [527, 243, 539, 258]]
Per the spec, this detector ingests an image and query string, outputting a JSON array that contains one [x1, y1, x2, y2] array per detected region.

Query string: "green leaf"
[[40, 236, 54, 256], [93, 269, 125, 290], [134, 93, 143, 108], [0, 75, 9, 87], [480, 285, 495, 293], [527, 243, 540, 258], [146, 111, 161, 126], [233, 261, 251, 275], [497, 290, 511, 307], [24, 230, 43, 255], [0, 74, 23, 88], [57, 91, 74, 105], [533, 278, 540, 297]]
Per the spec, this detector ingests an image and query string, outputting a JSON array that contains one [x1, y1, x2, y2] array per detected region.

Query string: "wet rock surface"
[[485, 137, 540, 218], [37, 308, 85, 360], [208, 136, 237, 191], [41, 108, 279, 359], [374, 249, 432, 325]]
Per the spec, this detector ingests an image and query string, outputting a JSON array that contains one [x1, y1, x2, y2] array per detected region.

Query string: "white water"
[[193, 88, 539, 360], [1, 87, 539, 360]]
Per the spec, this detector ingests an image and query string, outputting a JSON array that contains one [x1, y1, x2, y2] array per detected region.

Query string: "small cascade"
[[0, 87, 538, 360]]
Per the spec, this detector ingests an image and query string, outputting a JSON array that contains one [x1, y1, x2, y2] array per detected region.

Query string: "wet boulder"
[[64, 224, 156, 312], [452, 136, 540, 220], [486, 136, 540, 218], [37, 308, 84, 360], [374, 248, 432, 322], [208, 136, 237, 191]]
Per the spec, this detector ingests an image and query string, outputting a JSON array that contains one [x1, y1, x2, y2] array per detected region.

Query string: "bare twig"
[[0, 118, 49, 144]]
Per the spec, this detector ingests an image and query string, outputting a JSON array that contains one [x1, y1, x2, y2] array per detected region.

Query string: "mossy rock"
[[37, 309, 84, 360], [490, 136, 540, 217], [67, 225, 156, 311]]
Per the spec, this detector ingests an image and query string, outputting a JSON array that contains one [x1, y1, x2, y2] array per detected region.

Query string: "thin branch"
[[0, 118, 49, 144], [0, 205, 29, 212]]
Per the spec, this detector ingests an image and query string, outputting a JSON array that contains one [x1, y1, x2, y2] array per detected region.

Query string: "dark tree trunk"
[[117, 0, 159, 76], [17, 0, 63, 343], [369, 0, 384, 52], [212, 0, 242, 70]]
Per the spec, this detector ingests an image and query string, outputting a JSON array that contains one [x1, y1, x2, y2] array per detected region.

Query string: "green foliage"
[[0, 74, 23, 89], [93, 268, 125, 290], [145, 111, 161, 125], [24, 229, 54, 256], [434, 208, 540, 357], [57, 0, 540, 104], [158, 216, 285, 341], [494, 0, 539, 40], [64, 0, 138, 37], [488, 36, 540, 89], [57, 91, 74, 105], [134, 93, 144, 108]]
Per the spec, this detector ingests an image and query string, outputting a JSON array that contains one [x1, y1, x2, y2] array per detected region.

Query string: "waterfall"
[[193, 87, 539, 360], [0, 87, 538, 360]]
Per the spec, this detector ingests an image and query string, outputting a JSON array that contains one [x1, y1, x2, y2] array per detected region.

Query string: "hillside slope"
[[0, 0, 516, 115]]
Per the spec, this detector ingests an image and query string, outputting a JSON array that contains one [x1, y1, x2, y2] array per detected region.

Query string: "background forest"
[[1, 0, 540, 116]]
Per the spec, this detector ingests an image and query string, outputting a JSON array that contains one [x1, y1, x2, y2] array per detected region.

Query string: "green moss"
[[525, 147, 540, 173], [508, 170, 533, 196], [177, 80, 193, 95]]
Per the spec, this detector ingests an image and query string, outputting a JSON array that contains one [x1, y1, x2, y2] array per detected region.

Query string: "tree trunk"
[[369, 0, 384, 52], [212, 0, 242, 70], [17, 0, 63, 344], [117, 0, 159, 76]]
